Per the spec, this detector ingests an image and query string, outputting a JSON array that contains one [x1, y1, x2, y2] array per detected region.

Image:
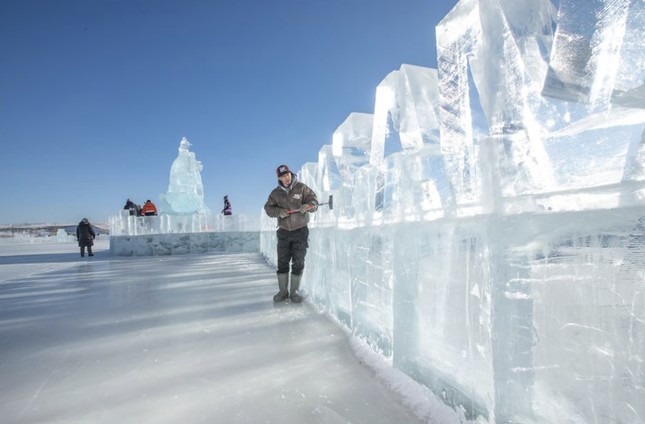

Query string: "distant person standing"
[[264, 164, 318, 303], [222, 195, 232, 216], [76, 218, 96, 257], [140, 200, 158, 216]]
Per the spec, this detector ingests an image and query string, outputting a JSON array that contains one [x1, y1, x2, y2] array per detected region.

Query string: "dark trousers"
[[276, 227, 309, 275]]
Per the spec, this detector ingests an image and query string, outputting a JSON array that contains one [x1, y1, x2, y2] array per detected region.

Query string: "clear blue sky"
[[0, 0, 457, 225]]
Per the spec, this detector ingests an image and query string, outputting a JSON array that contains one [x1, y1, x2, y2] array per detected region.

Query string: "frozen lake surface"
[[0, 239, 427, 423]]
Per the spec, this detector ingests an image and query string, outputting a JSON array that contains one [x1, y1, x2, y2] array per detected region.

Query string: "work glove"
[[278, 209, 289, 218], [298, 204, 311, 214]]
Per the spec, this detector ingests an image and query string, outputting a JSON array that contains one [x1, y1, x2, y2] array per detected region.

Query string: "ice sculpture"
[[372, 64, 440, 166], [437, 0, 559, 210], [260, 0, 645, 423], [317, 144, 342, 193], [109, 137, 258, 237], [159, 137, 210, 215], [332, 113, 372, 178], [543, 0, 645, 109], [298, 162, 320, 192]]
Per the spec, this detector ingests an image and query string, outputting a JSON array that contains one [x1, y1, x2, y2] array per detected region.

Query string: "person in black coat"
[[123, 199, 139, 216], [222, 195, 232, 216], [76, 218, 96, 257]]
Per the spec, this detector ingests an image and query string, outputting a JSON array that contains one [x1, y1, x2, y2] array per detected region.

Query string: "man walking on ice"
[[264, 164, 318, 303]]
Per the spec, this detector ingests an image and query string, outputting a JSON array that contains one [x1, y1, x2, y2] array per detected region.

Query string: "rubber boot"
[[290, 273, 303, 303], [273, 273, 289, 302], [88, 247, 94, 257], [80, 247, 85, 257]]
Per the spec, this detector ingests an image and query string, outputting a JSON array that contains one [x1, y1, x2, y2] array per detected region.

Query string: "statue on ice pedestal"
[[159, 137, 210, 215]]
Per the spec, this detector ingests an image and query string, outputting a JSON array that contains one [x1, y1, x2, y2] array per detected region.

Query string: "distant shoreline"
[[0, 223, 110, 238]]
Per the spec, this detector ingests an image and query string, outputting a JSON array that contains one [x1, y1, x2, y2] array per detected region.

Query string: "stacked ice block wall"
[[261, 0, 645, 422]]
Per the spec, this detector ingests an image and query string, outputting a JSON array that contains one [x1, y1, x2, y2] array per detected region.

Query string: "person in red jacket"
[[140, 200, 158, 216]]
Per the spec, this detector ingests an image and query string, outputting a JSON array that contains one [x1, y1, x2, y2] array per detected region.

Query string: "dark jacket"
[[264, 172, 318, 231], [76, 219, 96, 247], [222, 198, 232, 215], [123, 199, 138, 216]]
